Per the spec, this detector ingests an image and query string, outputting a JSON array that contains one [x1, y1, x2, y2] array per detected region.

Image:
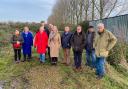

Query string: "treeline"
[[48, 0, 128, 27]]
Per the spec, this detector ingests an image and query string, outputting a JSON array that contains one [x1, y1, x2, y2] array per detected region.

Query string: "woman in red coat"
[[34, 26, 48, 64]]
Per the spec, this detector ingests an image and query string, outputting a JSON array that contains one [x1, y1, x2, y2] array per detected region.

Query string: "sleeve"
[[81, 32, 86, 49], [20, 36, 24, 44], [10, 35, 16, 44], [45, 33, 48, 47], [93, 33, 98, 49], [31, 32, 34, 46], [58, 33, 61, 48], [107, 31, 117, 51], [70, 33, 74, 48], [34, 33, 38, 47]]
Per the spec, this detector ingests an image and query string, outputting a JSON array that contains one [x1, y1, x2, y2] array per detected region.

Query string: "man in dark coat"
[[61, 26, 72, 66], [21, 26, 33, 62], [71, 25, 85, 71], [85, 26, 96, 68]]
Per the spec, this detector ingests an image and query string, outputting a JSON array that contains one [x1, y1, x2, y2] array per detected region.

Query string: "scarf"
[[49, 31, 56, 41]]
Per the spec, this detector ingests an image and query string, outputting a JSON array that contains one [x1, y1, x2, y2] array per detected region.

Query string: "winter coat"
[[61, 32, 72, 49], [85, 31, 95, 51], [11, 35, 24, 49], [48, 32, 61, 57], [21, 32, 33, 55], [34, 31, 48, 54], [71, 31, 85, 52], [44, 25, 50, 37], [93, 30, 117, 57]]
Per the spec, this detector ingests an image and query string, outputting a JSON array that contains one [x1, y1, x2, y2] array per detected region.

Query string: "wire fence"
[[89, 14, 128, 42]]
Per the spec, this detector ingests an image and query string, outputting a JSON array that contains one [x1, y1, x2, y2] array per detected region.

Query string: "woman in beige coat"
[[48, 26, 61, 65]]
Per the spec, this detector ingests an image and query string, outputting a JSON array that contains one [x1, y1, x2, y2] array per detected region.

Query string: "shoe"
[[73, 67, 78, 72], [96, 75, 104, 80], [61, 62, 66, 64], [77, 66, 83, 72], [22, 60, 26, 62]]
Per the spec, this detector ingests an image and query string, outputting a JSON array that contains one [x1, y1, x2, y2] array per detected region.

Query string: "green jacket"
[[93, 30, 117, 57]]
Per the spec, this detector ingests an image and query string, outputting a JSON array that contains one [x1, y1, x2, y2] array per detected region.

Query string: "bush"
[[107, 42, 127, 65]]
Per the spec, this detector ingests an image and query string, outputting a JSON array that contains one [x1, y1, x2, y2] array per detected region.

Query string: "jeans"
[[40, 54, 45, 62], [95, 57, 105, 77], [73, 51, 82, 68], [86, 50, 96, 68]]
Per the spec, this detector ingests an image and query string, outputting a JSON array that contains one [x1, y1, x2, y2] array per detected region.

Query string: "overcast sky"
[[0, 0, 56, 22]]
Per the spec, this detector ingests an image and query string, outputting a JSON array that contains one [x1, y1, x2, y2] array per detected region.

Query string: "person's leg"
[[91, 50, 96, 68], [77, 52, 82, 69], [39, 54, 42, 63], [48, 47, 51, 60], [40, 54, 45, 63], [18, 49, 21, 61], [73, 51, 77, 68], [62, 49, 67, 64], [51, 57, 54, 65], [86, 50, 91, 67], [66, 49, 70, 65], [14, 49, 18, 61], [23, 54, 27, 62], [95, 57, 100, 75], [54, 57, 58, 65], [98, 57, 105, 77]]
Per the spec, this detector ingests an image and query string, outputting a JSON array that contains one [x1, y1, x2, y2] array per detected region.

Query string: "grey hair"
[[97, 23, 104, 28]]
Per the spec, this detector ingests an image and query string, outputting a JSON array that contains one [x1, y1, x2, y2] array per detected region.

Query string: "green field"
[[0, 25, 128, 89]]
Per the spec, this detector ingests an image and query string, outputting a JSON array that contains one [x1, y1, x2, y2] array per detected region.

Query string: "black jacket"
[[85, 31, 95, 51], [61, 32, 72, 49], [71, 31, 85, 52]]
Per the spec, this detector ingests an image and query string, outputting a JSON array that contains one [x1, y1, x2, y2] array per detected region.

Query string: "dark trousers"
[[73, 51, 82, 68], [45, 47, 51, 60], [51, 57, 58, 64], [23, 54, 32, 61], [14, 49, 21, 61]]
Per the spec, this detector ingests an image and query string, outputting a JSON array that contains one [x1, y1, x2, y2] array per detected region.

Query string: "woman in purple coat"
[[21, 26, 33, 62]]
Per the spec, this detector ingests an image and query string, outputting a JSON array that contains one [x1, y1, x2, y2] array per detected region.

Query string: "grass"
[[0, 45, 128, 89]]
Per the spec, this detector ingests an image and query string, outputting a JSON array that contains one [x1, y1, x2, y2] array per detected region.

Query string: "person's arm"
[[31, 32, 34, 46], [70, 33, 74, 48], [58, 33, 61, 48], [81, 32, 86, 49], [107, 31, 117, 51], [10, 35, 16, 44], [33, 34, 38, 48], [93, 33, 98, 49], [20, 36, 24, 44]]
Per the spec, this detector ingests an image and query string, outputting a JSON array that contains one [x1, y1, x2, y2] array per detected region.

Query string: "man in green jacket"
[[94, 23, 117, 79]]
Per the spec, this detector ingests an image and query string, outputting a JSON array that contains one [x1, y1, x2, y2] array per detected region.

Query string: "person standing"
[[85, 26, 96, 68], [61, 26, 72, 66], [34, 26, 48, 64], [11, 29, 24, 63], [48, 26, 61, 65], [94, 23, 117, 79], [71, 25, 85, 71], [21, 26, 33, 62]]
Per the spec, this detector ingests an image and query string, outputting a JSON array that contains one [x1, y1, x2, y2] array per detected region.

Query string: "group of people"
[[11, 22, 117, 79]]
